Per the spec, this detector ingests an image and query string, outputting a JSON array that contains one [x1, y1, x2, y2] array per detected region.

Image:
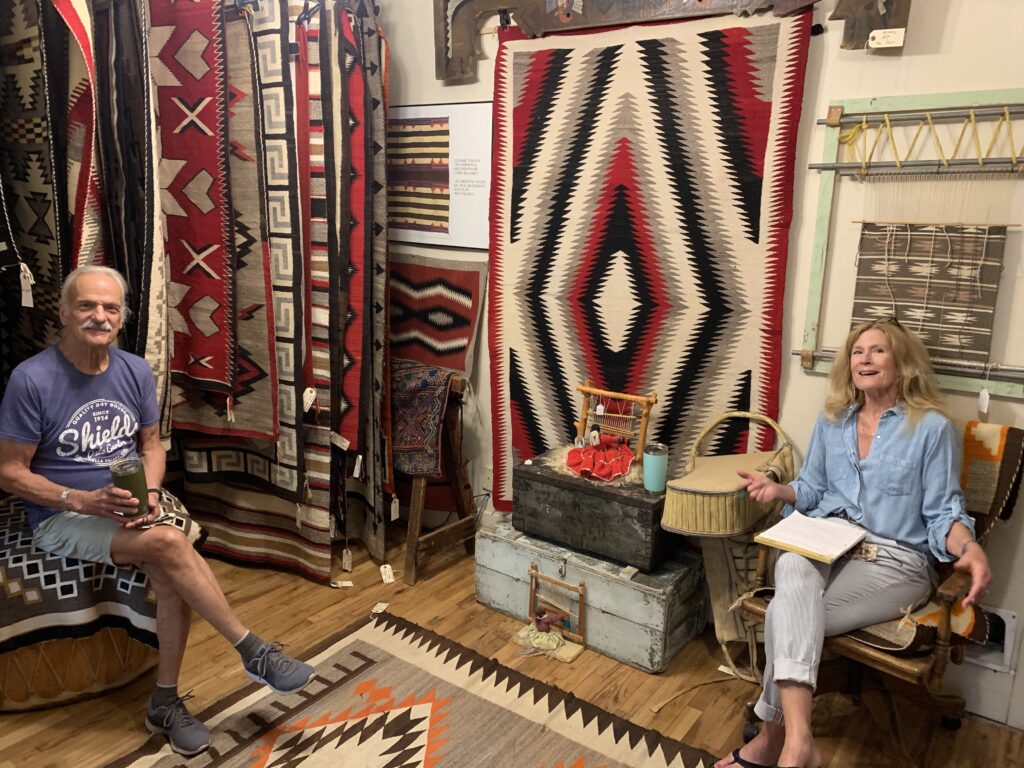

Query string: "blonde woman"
[[715, 319, 992, 768]]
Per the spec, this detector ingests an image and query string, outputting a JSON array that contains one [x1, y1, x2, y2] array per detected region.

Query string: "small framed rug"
[[106, 613, 717, 767]]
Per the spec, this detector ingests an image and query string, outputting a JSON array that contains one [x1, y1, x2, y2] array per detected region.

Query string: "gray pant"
[[754, 525, 937, 724]]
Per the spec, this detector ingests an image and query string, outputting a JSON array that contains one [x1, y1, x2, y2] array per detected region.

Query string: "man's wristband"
[[147, 487, 161, 496], [59, 487, 72, 511], [959, 539, 977, 558]]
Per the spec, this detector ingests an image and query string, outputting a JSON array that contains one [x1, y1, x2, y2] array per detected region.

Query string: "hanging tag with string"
[[978, 365, 990, 416], [20, 263, 35, 308], [341, 535, 353, 572]]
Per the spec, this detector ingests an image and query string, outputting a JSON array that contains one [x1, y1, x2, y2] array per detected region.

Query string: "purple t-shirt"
[[0, 345, 160, 529]]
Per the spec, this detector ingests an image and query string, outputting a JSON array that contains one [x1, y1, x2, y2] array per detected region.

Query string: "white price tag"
[[371, 601, 389, 615], [380, 564, 395, 583], [978, 387, 990, 415], [302, 387, 317, 412], [329, 431, 351, 451], [353, 454, 363, 478], [390, 495, 399, 521], [20, 263, 35, 308], [867, 27, 906, 49], [329, 579, 354, 589], [341, 547, 353, 572]]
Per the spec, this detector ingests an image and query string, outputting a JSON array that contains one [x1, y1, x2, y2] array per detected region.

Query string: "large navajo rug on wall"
[[107, 613, 716, 768], [489, 14, 811, 509], [390, 249, 488, 377]]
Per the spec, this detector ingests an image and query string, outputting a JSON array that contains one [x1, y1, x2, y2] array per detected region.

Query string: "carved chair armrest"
[[926, 569, 972, 687], [935, 569, 971, 605]]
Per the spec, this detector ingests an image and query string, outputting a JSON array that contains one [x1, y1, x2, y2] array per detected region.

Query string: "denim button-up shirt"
[[785, 406, 973, 562]]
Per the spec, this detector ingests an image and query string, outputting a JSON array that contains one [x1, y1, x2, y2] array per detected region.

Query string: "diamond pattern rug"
[[106, 612, 717, 768], [489, 14, 811, 509]]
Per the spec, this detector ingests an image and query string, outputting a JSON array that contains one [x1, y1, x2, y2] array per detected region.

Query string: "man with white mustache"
[[0, 265, 314, 757]]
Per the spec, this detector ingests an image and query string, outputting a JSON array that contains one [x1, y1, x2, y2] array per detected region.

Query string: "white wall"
[[378, 0, 1024, 725]]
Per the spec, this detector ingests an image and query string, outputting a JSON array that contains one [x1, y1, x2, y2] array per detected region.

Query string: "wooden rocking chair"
[[738, 420, 1024, 730]]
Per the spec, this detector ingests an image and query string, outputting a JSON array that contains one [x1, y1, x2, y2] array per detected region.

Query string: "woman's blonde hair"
[[824, 319, 947, 424]]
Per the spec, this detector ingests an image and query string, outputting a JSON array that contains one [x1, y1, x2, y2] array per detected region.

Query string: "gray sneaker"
[[145, 694, 210, 756], [244, 641, 314, 694]]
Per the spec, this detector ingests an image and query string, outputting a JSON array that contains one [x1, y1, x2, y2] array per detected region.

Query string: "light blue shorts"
[[33, 512, 122, 566]]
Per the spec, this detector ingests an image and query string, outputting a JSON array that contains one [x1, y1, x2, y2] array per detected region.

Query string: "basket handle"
[[686, 411, 792, 475]]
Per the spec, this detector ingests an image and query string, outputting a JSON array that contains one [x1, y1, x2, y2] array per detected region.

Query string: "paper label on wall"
[[867, 28, 906, 48], [341, 547, 353, 572], [390, 495, 399, 521], [978, 388, 990, 415]]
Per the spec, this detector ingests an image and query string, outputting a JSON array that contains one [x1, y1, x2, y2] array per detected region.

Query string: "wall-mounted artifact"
[[434, 0, 818, 82], [829, 0, 912, 50]]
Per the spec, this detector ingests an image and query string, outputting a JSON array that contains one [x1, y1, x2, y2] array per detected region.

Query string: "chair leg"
[[403, 477, 427, 586]]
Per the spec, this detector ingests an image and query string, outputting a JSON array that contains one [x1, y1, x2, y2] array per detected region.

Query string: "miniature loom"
[[573, 382, 657, 452], [528, 563, 586, 646]]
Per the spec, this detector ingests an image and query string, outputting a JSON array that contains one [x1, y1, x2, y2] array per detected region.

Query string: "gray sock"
[[234, 630, 265, 664], [150, 684, 179, 709]]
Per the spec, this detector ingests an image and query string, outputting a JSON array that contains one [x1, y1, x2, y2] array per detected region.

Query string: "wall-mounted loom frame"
[[800, 88, 1024, 401]]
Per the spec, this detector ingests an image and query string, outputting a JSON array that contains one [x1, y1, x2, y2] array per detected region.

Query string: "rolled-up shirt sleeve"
[[922, 417, 974, 561], [787, 413, 829, 516]]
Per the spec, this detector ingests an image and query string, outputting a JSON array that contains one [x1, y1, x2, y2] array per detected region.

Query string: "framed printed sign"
[[386, 101, 492, 250]]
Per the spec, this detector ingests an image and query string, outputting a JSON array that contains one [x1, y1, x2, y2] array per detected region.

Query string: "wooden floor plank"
[[1, 542, 1020, 767]]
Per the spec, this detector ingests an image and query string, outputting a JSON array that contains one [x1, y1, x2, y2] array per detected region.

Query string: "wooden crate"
[[512, 449, 686, 572], [475, 523, 708, 673]]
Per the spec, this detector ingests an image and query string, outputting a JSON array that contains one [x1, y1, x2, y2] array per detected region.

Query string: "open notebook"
[[754, 512, 866, 564]]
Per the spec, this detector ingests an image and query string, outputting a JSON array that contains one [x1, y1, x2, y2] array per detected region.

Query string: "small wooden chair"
[[403, 376, 477, 585], [739, 420, 1024, 730]]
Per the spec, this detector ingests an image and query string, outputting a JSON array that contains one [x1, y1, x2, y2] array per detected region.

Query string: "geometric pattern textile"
[[386, 116, 451, 234], [149, 0, 237, 394], [851, 223, 1006, 366], [960, 420, 1024, 540], [489, 14, 811, 509], [0, 0, 64, 387], [107, 613, 719, 768], [53, 0, 109, 268], [391, 358, 455, 477], [181, 481, 332, 583], [0, 501, 157, 654], [389, 250, 487, 377], [170, 11, 278, 441], [0, 0, 65, 388]]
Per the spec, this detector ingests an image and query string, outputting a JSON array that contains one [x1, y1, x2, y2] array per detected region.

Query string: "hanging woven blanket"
[[389, 250, 488, 378], [179, 0, 307, 501], [0, 0, 65, 388], [850, 223, 1007, 367], [489, 14, 811, 509], [171, 10, 278, 441], [53, 0, 109, 267], [149, 0, 237, 394], [340, 0, 390, 561], [391, 358, 456, 477]]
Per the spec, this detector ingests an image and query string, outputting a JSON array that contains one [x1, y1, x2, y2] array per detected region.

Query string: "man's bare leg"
[[112, 525, 247, 642]]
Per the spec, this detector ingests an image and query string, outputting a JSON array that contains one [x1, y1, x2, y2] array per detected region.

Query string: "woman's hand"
[[954, 541, 992, 609], [737, 470, 795, 505]]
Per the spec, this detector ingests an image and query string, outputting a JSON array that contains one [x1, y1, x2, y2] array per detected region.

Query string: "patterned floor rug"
[[107, 612, 717, 767]]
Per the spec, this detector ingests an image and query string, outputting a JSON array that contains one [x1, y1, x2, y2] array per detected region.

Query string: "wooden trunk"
[[512, 450, 686, 572], [475, 522, 709, 673]]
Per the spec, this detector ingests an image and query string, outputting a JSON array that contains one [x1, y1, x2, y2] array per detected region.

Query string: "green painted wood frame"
[[801, 87, 1024, 400]]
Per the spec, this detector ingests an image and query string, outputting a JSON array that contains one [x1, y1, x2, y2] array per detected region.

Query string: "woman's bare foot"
[[776, 727, 821, 768], [713, 723, 785, 768]]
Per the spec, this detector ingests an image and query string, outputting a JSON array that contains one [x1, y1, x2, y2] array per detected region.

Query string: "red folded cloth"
[[566, 435, 635, 482]]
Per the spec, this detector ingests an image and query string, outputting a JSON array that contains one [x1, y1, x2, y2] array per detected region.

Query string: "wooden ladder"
[[403, 376, 477, 585]]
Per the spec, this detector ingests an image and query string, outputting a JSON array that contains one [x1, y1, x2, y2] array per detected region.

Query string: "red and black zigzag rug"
[[489, 13, 811, 509], [106, 613, 717, 767]]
